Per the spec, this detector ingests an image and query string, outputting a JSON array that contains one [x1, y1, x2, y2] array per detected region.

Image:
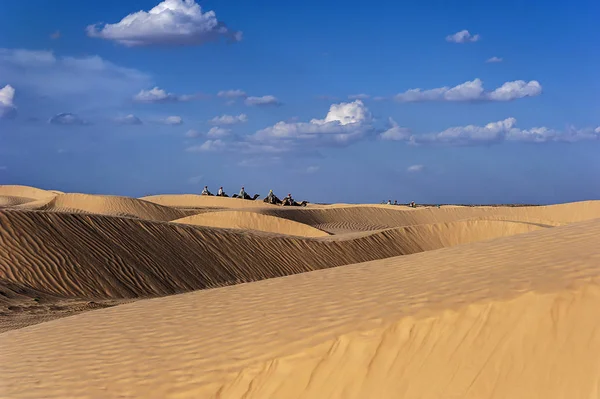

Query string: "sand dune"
[[2, 219, 599, 398], [0, 184, 58, 200], [261, 201, 600, 232], [173, 210, 331, 237], [0, 210, 547, 300], [141, 193, 274, 209], [17, 193, 189, 221]]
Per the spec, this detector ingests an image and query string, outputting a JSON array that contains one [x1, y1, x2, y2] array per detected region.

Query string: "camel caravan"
[[200, 186, 308, 207]]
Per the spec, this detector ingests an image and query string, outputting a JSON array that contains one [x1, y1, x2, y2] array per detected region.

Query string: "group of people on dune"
[[200, 186, 308, 207]]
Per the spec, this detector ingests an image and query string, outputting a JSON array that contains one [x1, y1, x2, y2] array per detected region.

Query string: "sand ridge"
[[2, 219, 600, 398], [20, 193, 189, 221], [259, 200, 600, 232], [173, 210, 331, 237], [0, 211, 549, 300]]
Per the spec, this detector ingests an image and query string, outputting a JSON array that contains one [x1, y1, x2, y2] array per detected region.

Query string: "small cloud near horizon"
[[486, 56, 503, 63], [407, 164, 425, 173]]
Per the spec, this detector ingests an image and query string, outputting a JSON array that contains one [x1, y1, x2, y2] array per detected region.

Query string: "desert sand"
[[1, 185, 600, 398]]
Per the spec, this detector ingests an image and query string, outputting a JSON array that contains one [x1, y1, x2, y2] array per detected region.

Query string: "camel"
[[282, 197, 308, 207], [263, 190, 283, 205], [232, 193, 260, 200]]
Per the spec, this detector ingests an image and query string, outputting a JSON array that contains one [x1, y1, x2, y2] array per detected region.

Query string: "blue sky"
[[0, 0, 598, 204]]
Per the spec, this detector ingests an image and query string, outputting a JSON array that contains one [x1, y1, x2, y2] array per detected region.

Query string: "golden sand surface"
[[1, 185, 599, 398]]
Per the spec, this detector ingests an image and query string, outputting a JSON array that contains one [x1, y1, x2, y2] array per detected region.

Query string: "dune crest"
[[261, 201, 600, 232], [2, 219, 599, 398], [0, 184, 58, 200], [21, 193, 188, 221], [173, 210, 330, 237], [141, 194, 274, 209], [0, 211, 548, 300]]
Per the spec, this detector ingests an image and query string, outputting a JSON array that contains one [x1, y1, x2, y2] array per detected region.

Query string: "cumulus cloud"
[[244, 95, 282, 107], [487, 80, 542, 101], [380, 118, 411, 141], [0, 48, 151, 110], [133, 87, 199, 103], [217, 89, 247, 99], [160, 115, 183, 125], [486, 56, 503, 63], [114, 114, 142, 125], [446, 30, 480, 43], [209, 113, 248, 125], [381, 117, 600, 146], [394, 79, 542, 103], [250, 99, 372, 145], [407, 164, 424, 173], [49, 112, 89, 126], [348, 94, 370, 100], [0, 84, 17, 119], [185, 129, 200, 138], [206, 126, 230, 138], [86, 0, 242, 47]]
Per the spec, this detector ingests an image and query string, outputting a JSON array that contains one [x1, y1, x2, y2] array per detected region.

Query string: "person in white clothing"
[[217, 187, 224, 196]]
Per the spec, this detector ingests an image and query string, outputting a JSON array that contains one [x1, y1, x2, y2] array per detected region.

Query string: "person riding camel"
[[201, 186, 212, 196], [217, 186, 224, 196]]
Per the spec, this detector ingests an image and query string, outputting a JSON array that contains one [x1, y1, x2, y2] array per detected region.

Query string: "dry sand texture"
[[1, 185, 600, 398]]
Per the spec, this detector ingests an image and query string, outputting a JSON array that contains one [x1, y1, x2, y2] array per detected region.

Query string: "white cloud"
[[0, 48, 151, 110], [0, 84, 16, 119], [185, 129, 200, 138], [407, 164, 424, 173], [49, 112, 89, 126], [306, 165, 320, 173], [161, 115, 183, 125], [486, 56, 503, 63], [186, 139, 294, 155], [380, 118, 411, 141], [248, 99, 372, 148], [348, 94, 370, 100], [383, 117, 600, 146], [217, 89, 247, 99], [133, 87, 198, 103], [244, 95, 282, 107], [446, 30, 480, 43], [595, 127, 600, 134], [209, 113, 248, 125], [114, 114, 142, 125], [394, 79, 542, 103], [86, 0, 242, 47], [206, 126, 230, 138], [487, 80, 542, 101]]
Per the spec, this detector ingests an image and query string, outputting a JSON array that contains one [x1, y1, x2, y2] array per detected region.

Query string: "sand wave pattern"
[[2, 219, 600, 398], [0, 210, 550, 299]]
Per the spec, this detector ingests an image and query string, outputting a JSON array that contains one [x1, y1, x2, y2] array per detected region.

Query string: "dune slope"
[[0, 210, 546, 299], [0, 185, 58, 200], [173, 210, 330, 237], [23, 193, 188, 221], [2, 219, 599, 399], [262, 201, 600, 232]]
